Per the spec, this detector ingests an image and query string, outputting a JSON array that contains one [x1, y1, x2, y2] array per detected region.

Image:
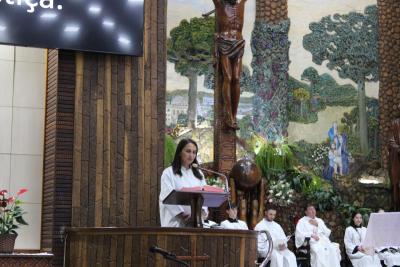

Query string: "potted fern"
[[0, 189, 28, 253]]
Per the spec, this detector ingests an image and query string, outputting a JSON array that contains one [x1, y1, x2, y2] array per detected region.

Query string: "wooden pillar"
[[377, 0, 400, 169], [41, 49, 75, 266]]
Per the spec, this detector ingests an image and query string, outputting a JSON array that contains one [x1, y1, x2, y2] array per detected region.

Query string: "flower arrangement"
[[0, 189, 28, 235], [266, 178, 295, 206], [206, 176, 225, 189]]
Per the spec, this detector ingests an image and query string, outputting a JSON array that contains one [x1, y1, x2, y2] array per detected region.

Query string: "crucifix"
[[207, 0, 247, 175]]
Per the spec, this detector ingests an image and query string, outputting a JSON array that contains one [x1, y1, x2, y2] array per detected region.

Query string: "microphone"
[[149, 246, 176, 258], [191, 163, 232, 208]]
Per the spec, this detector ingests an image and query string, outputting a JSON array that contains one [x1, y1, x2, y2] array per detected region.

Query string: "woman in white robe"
[[344, 212, 381, 267], [159, 138, 207, 227]]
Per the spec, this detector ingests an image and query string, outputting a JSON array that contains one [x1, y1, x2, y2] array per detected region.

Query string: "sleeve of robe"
[[295, 218, 311, 248], [159, 169, 185, 221], [275, 223, 289, 249], [318, 218, 332, 238], [254, 223, 268, 256], [344, 227, 357, 256], [240, 220, 249, 230]]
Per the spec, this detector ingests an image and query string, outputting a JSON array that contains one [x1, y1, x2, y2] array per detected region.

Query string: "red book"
[[180, 185, 225, 193]]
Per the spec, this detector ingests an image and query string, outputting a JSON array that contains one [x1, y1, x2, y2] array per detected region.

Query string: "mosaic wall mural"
[[166, 0, 382, 186]]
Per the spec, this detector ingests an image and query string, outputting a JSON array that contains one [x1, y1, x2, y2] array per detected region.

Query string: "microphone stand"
[[192, 164, 232, 209], [149, 247, 189, 267]]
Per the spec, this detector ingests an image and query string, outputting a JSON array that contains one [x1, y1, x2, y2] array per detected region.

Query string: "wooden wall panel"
[[42, 0, 166, 265], [70, 48, 165, 228], [65, 227, 258, 267]]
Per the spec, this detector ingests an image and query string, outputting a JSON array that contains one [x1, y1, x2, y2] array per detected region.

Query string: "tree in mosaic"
[[167, 16, 214, 128], [303, 5, 378, 155]]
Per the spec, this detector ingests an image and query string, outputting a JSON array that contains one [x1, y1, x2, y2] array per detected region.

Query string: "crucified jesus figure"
[[213, 0, 246, 130]]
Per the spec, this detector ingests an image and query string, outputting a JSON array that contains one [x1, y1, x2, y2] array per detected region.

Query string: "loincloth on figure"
[[215, 35, 245, 59]]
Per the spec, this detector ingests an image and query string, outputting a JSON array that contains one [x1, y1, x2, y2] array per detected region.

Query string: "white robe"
[[203, 219, 218, 228], [159, 166, 207, 227], [220, 219, 248, 230], [344, 226, 381, 267], [254, 219, 297, 267], [295, 216, 341, 267]]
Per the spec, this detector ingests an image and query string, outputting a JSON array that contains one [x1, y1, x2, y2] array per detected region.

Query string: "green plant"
[[306, 187, 342, 212], [0, 189, 28, 235], [339, 203, 372, 226], [292, 141, 329, 177], [255, 141, 296, 177], [164, 135, 177, 168]]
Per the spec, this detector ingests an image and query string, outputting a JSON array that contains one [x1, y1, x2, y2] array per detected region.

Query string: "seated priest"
[[220, 204, 248, 230], [344, 211, 381, 267], [295, 204, 341, 267], [254, 205, 297, 267], [202, 208, 218, 228]]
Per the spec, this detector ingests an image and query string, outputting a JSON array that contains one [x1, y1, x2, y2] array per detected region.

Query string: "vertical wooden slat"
[[72, 53, 83, 227], [136, 56, 145, 226], [88, 53, 98, 227], [103, 55, 112, 227], [124, 57, 132, 225], [109, 57, 118, 226], [130, 57, 139, 226], [95, 55, 105, 227], [239, 237, 245, 267], [123, 236, 133, 267]]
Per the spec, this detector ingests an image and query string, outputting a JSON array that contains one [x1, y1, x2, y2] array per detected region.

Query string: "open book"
[[180, 185, 225, 193]]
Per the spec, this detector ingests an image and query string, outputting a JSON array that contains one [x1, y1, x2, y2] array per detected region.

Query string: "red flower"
[[0, 200, 7, 208], [0, 190, 7, 196], [17, 189, 28, 196], [7, 197, 15, 203]]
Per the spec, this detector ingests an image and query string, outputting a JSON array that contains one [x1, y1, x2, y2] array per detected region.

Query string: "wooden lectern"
[[163, 188, 228, 228]]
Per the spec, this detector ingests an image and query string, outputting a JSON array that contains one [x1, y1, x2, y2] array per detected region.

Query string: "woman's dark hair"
[[350, 211, 363, 228], [171, 138, 203, 179]]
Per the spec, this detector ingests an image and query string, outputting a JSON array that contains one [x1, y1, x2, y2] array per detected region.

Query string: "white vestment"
[[295, 216, 341, 267], [344, 226, 381, 267], [254, 219, 297, 267], [220, 219, 248, 230], [203, 219, 218, 228], [159, 166, 207, 227]]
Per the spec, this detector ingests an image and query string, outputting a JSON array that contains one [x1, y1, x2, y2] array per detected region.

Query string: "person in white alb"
[[159, 138, 208, 227], [202, 208, 218, 228], [295, 204, 341, 267], [220, 204, 248, 230], [254, 205, 297, 267], [344, 211, 381, 267]]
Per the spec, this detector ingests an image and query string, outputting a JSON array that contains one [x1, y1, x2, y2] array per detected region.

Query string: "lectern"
[[163, 188, 228, 227]]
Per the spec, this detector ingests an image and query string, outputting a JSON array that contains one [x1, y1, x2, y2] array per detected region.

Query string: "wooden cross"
[[176, 237, 210, 267]]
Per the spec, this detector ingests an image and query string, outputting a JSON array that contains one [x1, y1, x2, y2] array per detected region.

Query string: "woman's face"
[[353, 213, 362, 226], [180, 143, 197, 168]]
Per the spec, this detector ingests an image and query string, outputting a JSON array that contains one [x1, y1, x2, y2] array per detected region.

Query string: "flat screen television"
[[0, 0, 143, 56]]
